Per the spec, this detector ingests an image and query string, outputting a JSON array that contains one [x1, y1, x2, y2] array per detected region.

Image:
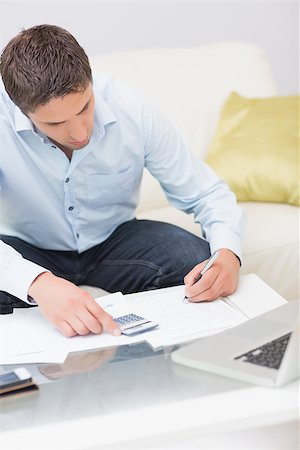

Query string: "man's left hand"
[[184, 248, 240, 302]]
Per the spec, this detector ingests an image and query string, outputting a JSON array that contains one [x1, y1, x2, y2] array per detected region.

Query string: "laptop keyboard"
[[234, 332, 292, 370]]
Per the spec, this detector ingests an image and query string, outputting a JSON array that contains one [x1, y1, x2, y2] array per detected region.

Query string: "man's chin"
[[68, 138, 90, 150]]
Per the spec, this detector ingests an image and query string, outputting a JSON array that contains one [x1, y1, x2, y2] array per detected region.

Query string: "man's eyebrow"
[[44, 98, 91, 125]]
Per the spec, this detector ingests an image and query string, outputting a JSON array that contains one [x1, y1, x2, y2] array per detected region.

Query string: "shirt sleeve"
[[143, 105, 244, 261], [0, 240, 49, 303]]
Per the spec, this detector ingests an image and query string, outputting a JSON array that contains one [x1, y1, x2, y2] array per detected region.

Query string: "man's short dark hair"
[[0, 24, 92, 114]]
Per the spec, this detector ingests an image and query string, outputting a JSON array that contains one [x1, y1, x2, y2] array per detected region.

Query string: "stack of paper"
[[0, 274, 286, 365]]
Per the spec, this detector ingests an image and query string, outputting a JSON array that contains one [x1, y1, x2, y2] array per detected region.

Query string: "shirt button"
[[68, 206, 74, 211], [65, 178, 70, 183], [76, 234, 80, 239]]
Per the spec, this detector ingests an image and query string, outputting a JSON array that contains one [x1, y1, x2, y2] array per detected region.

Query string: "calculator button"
[[114, 314, 144, 325]]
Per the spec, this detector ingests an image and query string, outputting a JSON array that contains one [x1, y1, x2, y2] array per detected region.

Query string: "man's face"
[[28, 84, 95, 150]]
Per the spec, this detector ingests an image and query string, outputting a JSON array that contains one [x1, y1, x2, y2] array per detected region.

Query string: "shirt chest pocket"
[[86, 166, 136, 207]]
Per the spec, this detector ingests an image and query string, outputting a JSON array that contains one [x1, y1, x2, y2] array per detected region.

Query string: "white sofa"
[[88, 42, 299, 301]]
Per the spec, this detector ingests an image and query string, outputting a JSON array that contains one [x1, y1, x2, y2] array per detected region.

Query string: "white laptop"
[[171, 299, 299, 387]]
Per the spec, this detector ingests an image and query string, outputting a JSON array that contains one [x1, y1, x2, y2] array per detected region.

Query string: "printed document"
[[126, 285, 247, 348]]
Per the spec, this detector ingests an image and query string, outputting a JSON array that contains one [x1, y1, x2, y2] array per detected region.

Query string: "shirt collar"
[[94, 94, 117, 128], [14, 106, 35, 133]]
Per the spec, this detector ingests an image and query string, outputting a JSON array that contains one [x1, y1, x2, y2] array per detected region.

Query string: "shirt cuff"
[[3, 257, 49, 304], [207, 227, 243, 265]]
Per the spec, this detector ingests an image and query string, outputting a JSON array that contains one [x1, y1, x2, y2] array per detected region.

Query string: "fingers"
[[76, 302, 103, 335], [57, 317, 91, 338], [185, 268, 220, 302], [58, 320, 77, 338], [56, 295, 121, 338], [29, 274, 121, 338], [84, 297, 121, 336], [57, 306, 120, 338], [66, 296, 121, 337], [184, 249, 240, 303], [184, 260, 208, 287]]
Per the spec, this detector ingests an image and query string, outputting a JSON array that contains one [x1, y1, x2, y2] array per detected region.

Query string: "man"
[[0, 25, 242, 338]]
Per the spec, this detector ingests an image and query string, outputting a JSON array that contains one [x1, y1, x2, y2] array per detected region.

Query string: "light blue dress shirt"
[[0, 75, 243, 301]]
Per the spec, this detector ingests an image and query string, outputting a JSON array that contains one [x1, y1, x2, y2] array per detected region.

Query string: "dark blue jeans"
[[0, 219, 210, 313]]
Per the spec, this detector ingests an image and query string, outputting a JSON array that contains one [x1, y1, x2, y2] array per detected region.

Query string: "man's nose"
[[69, 119, 88, 142]]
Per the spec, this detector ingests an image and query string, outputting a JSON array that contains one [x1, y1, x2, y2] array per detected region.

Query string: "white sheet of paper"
[[0, 351, 68, 365], [127, 285, 248, 348], [226, 273, 287, 318], [0, 292, 141, 365]]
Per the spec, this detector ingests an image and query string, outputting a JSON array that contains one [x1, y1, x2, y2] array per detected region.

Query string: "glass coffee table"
[[1, 340, 298, 450]]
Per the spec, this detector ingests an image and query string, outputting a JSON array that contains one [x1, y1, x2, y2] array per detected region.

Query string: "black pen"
[[183, 250, 220, 302]]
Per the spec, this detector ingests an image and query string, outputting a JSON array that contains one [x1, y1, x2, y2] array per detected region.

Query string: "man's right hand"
[[28, 272, 121, 338]]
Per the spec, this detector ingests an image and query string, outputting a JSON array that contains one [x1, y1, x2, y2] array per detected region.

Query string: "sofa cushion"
[[137, 202, 299, 301], [205, 92, 299, 206]]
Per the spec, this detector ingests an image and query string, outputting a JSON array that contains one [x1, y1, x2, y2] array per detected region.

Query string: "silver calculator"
[[113, 313, 158, 336]]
